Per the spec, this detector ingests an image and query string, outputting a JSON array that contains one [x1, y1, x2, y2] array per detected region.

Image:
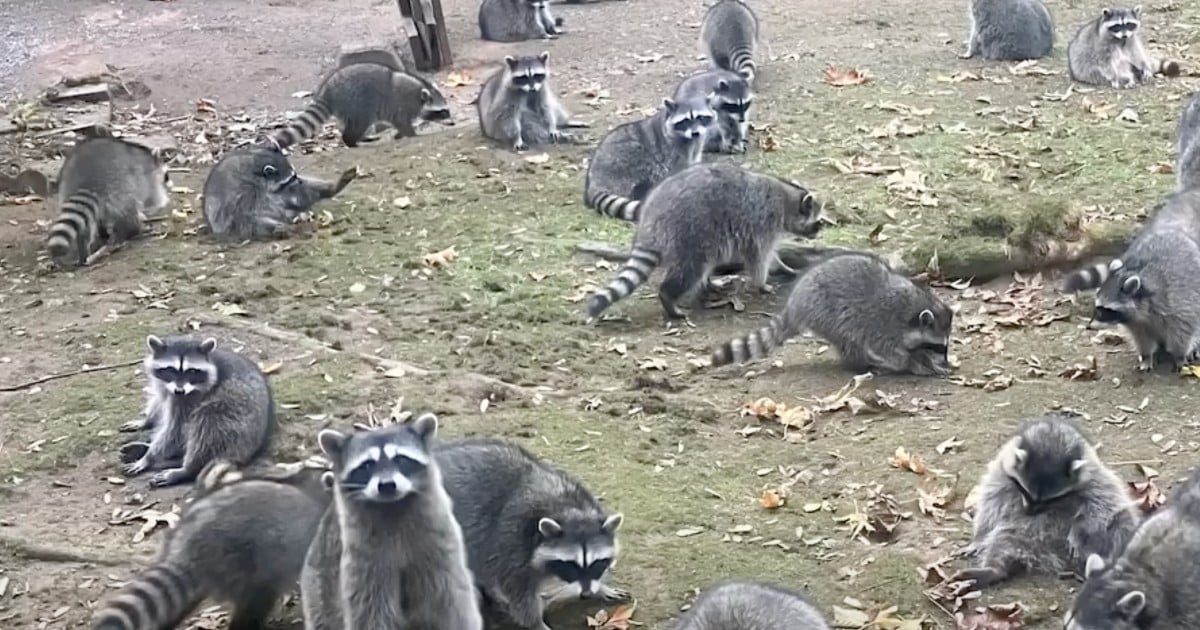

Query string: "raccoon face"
[[782, 184, 824, 238], [1002, 438, 1087, 513], [1094, 270, 1148, 324], [903, 298, 954, 374], [532, 512, 623, 599], [709, 79, 754, 124], [418, 87, 454, 125], [1100, 6, 1141, 40], [505, 53, 549, 93], [662, 97, 716, 143], [1064, 566, 1146, 630], [318, 414, 438, 504], [145, 335, 220, 396]]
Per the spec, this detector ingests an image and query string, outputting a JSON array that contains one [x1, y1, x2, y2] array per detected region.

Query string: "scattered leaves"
[[211, 302, 248, 317], [824, 65, 870, 86], [1058, 356, 1099, 381], [586, 602, 638, 630], [760, 488, 787, 510], [741, 397, 813, 430], [956, 602, 1025, 630], [889, 447, 928, 475], [444, 72, 473, 87], [422, 246, 458, 269], [936, 436, 964, 455]]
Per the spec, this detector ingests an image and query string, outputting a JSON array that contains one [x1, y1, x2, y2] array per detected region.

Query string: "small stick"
[[0, 359, 140, 393], [1108, 459, 1164, 467], [0, 535, 146, 567]]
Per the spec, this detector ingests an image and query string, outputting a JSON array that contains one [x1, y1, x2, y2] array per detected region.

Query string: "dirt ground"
[[3, 0, 1200, 629]]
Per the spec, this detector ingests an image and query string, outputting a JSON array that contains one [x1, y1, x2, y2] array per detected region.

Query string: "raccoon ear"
[[146, 335, 165, 352], [1070, 458, 1087, 475], [321, 470, 337, 490], [1084, 553, 1106, 578], [199, 338, 217, 354], [1123, 275, 1142, 294], [419, 88, 432, 103], [1116, 591, 1146, 618], [538, 51, 549, 64], [537, 517, 563, 538], [504, 55, 519, 69], [662, 98, 677, 113], [1132, 5, 1142, 17], [1101, 7, 1112, 18], [715, 79, 729, 92], [1011, 446, 1028, 467], [411, 413, 439, 442], [1109, 258, 1124, 271], [918, 309, 935, 327], [602, 513, 624, 533], [318, 429, 348, 458]]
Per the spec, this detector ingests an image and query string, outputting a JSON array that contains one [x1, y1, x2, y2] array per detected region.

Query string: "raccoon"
[[119, 335, 276, 488], [1065, 468, 1200, 630], [951, 414, 1140, 590], [479, 0, 562, 42], [478, 52, 586, 152], [89, 461, 330, 630], [962, 0, 1054, 61], [433, 438, 627, 630], [202, 143, 356, 241], [699, 0, 759, 82], [300, 416, 482, 630], [673, 581, 832, 630], [45, 136, 171, 268], [672, 69, 754, 154], [273, 64, 453, 149], [587, 163, 823, 321], [583, 97, 715, 222], [335, 46, 408, 73], [711, 252, 953, 376], [1177, 92, 1200, 191], [192, 457, 331, 505], [1068, 6, 1181, 89], [1061, 190, 1200, 371]]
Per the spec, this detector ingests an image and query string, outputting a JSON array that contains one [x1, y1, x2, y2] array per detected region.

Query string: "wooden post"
[[396, 0, 453, 71]]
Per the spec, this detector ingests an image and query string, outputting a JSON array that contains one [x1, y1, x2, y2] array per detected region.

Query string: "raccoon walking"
[[1178, 93, 1200, 191], [1068, 6, 1180, 89], [699, 0, 759, 82], [202, 143, 357, 241], [952, 414, 1140, 590], [301, 416, 482, 630], [587, 163, 824, 321], [672, 69, 754, 154], [434, 438, 628, 630], [583, 97, 715, 222], [1065, 468, 1200, 630], [45, 136, 171, 268], [1061, 189, 1200, 371], [89, 460, 330, 630], [273, 63, 452, 149], [479, 0, 562, 42], [478, 53, 587, 152], [962, 0, 1054, 61], [711, 252, 954, 376], [673, 581, 832, 630], [119, 335, 276, 488]]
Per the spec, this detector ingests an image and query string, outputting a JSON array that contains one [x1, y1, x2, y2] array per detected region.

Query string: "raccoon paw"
[[550, 130, 571, 143], [122, 457, 151, 477], [1137, 356, 1155, 372], [513, 138, 528, 152], [949, 566, 1005, 591], [149, 468, 190, 488], [596, 584, 631, 602], [119, 419, 146, 433], [756, 282, 777, 295], [119, 441, 151, 464]]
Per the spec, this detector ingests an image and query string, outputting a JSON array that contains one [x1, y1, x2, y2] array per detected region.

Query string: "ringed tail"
[[1157, 59, 1182, 77], [728, 46, 757, 81], [711, 310, 792, 367], [586, 248, 661, 318], [194, 459, 242, 496], [1062, 259, 1120, 294], [273, 100, 334, 149], [46, 190, 101, 264], [585, 189, 642, 222], [89, 563, 204, 630]]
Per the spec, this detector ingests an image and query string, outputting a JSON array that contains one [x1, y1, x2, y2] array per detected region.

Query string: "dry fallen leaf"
[[1059, 356, 1100, 381], [1129, 480, 1166, 513], [444, 71, 473, 87], [422, 246, 458, 269], [918, 483, 953, 521], [823, 65, 869, 86], [760, 488, 786, 510], [936, 436, 964, 455], [956, 602, 1025, 630], [889, 447, 928, 475], [586, 602, 637, 630]]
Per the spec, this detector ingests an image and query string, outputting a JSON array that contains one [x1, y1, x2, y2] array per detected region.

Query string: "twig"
[[0, 535, 146, 566], [0, 359, 140, 393], [923, 591, 957, 620], [1108, 459, 1164, 467]]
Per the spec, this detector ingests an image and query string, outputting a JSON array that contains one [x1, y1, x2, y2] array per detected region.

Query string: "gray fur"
[[46, 136, 170, 268], [673, 581, 831, 630], [1068, 6, 1179, 88], [587, 163, 824, 321], [434, 438, 627, 630], [1066, 468, 1200, 630], [672, 69, 754, 154], [954, 414, 1140, 590], [583, 97, 715, 221], [273, 64, 452, 148], [963, 0, 1054, 61], [478, 53, 582, 152], [699, 0, 759, 82], [119, 335, 275, 488], [202, 144, 356, 242], [301, 416, 482, 630], [479, 0, 562, 42], [90, 461, 329, 630], [711, 252, 953, 375], [1176, 92, 1200, 191], [1062, 189, 1200, 371]]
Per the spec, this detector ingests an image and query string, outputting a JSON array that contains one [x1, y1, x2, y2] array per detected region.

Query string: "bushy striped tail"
[[90, 563, 204, 630], [586, 248, 660, 318], [1156, 58, 1183, 77], [1062, 259, 1120, 293], [193, 459, 243, 497], [273, 100, 334, 149], [585, 189, 642, 222], [729, 46, 757, 82], [711, 310, 793, 367], [46, 190, 101, 266]]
